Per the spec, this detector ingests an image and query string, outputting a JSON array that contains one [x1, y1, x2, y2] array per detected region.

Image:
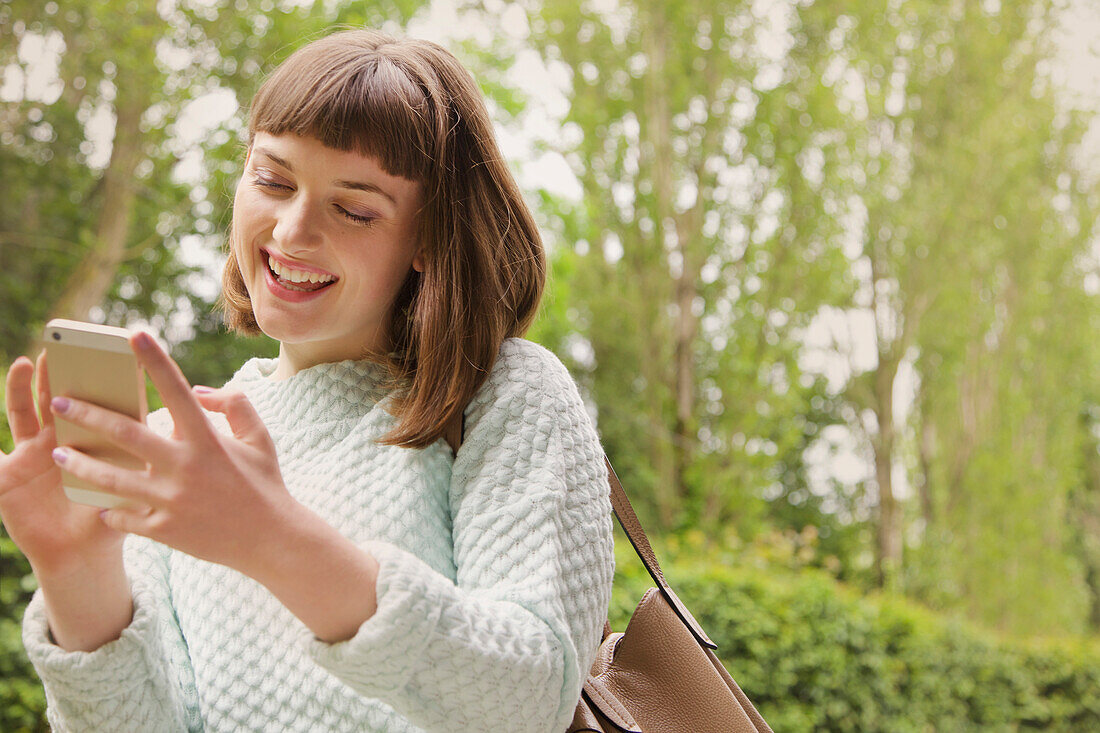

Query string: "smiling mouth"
[[264, 252, 338, 293]]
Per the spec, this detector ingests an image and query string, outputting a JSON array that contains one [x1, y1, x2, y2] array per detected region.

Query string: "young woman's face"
[[232, 132, 424, 369]]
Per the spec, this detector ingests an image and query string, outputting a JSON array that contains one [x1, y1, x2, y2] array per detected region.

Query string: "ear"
[[412, 248, 426, 273]]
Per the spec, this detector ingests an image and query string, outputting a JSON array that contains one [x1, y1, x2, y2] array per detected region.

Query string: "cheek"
[[231, 190, 272, 272], [232, 182, 253, 221], [353, 248, 411, 290], [233, 181, 280, 227], [234, 242, 256, 285], [338, 261, 401, 311], [231, 232, 263, 289]]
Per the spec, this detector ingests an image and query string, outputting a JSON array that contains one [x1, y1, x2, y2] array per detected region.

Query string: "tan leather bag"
[[444, 418, 773, 733]]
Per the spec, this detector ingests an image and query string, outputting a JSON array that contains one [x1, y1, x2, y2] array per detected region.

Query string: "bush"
[[608, 535, 1100, 732], [0, 535, 46, 733], [0, 376, 48, 732]]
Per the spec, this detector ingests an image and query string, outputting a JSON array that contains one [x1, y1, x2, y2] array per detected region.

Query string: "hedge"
[[608, 537, 1100, 732], [0, 534, 46, 733]]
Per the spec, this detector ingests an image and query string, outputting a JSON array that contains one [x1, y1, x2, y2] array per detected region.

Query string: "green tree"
[[526, 0, 1100, 637], [528, 0, 854, 541], [795, 0, 1100, 630]]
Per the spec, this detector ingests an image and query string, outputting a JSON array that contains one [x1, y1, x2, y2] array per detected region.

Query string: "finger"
[[0, 432, 58, 494], [193, 388, 273, 450], [5, 357, 41, 444], [130, 332, 211, 442], [51, 446, 153, 505], [35, 350, 54, 430], [51, 397, 172, 465], [99, 503, 155, 536]]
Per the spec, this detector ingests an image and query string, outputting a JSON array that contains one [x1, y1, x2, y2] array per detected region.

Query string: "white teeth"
[[268, 256, 334, 285]]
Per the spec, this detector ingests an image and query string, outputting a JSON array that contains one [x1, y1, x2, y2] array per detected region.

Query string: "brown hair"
[[220, 29, 546, 449]]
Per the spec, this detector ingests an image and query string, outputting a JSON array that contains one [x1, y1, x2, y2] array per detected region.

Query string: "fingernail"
[[51, 396, 71, 414], [99, 509, 109, 521], [134, 332, 154, 351], [51, 447, 68, 464], [193, 385, 214, 394]]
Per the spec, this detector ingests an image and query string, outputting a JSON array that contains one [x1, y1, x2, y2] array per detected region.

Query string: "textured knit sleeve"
[[20, 409, 202, 732], [304, 339, 615, 733]]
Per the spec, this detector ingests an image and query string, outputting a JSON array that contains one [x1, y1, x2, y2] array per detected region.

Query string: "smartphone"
[[43, 319, 148, 509]]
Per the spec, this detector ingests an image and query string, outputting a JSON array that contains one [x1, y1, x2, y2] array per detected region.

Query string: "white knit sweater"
[[22, 337, 615, 732]]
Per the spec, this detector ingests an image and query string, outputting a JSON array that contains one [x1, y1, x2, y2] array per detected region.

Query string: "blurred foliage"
[[526, 0, 1100, 635], [528, 0, 856, 541], [821, 0, 1100, 632], [0, 379, 47, 732]]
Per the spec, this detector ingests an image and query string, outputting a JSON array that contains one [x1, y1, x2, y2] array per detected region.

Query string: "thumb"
[[192, 387, 273, 450]]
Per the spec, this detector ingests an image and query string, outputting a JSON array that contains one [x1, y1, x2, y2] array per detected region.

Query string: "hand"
[[0, 352, 124, 579], [49, 332, 299, 574]]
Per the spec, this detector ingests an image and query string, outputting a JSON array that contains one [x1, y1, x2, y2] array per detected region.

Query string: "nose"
[[272, 195, 323, 254]]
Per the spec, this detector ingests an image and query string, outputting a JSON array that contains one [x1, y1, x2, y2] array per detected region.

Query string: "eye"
[[335, 205, 377, 227], [252, 175, 292, 192]]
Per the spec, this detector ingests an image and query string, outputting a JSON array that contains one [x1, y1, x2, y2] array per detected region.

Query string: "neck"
[[270, 335, 392, 381], [271, 344, 333, 381], [270, 348, 304, 381]]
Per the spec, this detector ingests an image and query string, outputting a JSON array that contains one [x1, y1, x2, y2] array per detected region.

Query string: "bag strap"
[[603, 457, 716, 649], [445, 411, 716, 650]]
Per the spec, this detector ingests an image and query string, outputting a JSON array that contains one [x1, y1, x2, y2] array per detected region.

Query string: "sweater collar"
[[227, 357, 399, 427]]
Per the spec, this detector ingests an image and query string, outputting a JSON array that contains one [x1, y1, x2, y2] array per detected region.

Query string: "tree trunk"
[[867, 238, 904, 587], [872, 352, 902, 587], [1076, 410, 1100, 631], [49, 90, 145, 322], [642, 0, 692, 528], [637, 1, 679, 528], [673, 246, 698, 484], [918, 399, 936, 528]]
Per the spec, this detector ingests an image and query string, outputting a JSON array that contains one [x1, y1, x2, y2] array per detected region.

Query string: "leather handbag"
[[567, 458, 773, 733], [441, 416, 772, 732]]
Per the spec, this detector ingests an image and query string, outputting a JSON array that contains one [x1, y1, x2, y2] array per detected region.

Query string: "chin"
[[253, 311, 319, 344]]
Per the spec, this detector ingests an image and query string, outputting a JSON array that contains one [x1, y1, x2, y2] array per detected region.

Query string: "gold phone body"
[[43, 319, 148, 509]]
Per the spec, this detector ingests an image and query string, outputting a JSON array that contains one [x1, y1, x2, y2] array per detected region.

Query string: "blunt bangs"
[[247, 34, 435, 181]]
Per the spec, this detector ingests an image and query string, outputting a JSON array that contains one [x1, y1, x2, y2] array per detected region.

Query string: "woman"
[[0, 29, 615, 732]]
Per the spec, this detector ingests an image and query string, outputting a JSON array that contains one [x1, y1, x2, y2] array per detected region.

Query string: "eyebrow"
[[254, 147, 397, 205]]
